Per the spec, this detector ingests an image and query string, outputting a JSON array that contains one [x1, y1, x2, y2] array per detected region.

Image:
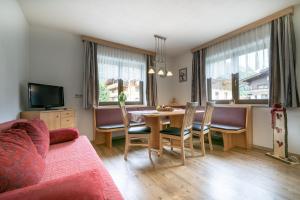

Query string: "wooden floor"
[[93, 138, 300, 200]]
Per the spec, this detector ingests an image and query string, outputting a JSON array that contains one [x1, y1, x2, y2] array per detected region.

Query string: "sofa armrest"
[[0, 169, 105, 200], [49, 128, 79, 145]]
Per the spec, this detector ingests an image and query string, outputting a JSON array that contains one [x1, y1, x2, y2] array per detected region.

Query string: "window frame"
[[207, 73, 269, 105], [99, 79, 144, 106]]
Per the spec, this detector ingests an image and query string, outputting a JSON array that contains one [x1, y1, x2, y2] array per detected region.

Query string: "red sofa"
[[0, 120, 123, 200]]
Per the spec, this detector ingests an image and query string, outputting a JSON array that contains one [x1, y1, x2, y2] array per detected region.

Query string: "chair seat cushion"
[[97, 122, 145, 130], [128, 126, 151, 134], [192, 123, 209, 131], [160, 127, 190, 136], [211, 124, 244, 131]]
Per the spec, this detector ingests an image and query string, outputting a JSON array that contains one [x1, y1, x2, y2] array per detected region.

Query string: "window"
[[98, 45, 146, 105], [206, 23, 271, 104], [238, 49, 269, 101]]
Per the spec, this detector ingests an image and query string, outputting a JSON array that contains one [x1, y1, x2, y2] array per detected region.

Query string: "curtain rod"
[[191, 6, 294, 52], [81, 35, 156, 56]]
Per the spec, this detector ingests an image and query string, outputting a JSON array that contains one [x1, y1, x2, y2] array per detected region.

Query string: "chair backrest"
[[201, 102, 214, 130], [119, 103, 130, 128], [181, 102, 198, 136]]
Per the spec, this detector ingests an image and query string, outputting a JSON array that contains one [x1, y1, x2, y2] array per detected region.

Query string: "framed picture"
[[179, 68, 187, 82]]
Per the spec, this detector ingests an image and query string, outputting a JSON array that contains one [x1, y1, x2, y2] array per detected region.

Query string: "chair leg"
[[159, 135, 163, 156], [181, 141, 185, 165], [208, 131, 213, 151], [200, 133, 206, 156], [124, 136, 129, 160], [148, 136, 152, 160], [189, 135, 194, 157], [170, 139, 173, 151]]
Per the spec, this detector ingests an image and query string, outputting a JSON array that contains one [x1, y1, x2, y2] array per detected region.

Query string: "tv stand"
[[20, 109, 75, 130]]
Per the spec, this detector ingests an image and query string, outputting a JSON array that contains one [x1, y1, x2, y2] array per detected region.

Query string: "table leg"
[[145, 116, 161, 150]]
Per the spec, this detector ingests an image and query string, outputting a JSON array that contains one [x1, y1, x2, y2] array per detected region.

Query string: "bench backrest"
[[94, 106, 155, 126], [212, 107, 247, 128], [193, 106, 247, 128]]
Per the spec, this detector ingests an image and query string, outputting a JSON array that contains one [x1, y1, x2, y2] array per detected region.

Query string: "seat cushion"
[[128, 126, 151, 134], [211, 124, 244, 131], [192, 123, 209, 131], [42, 136, 123, 200], [0, 129, 45, 193], [12, 121, 50, 159], [160, 127, 190, 136], [97, 122, 146, 130]]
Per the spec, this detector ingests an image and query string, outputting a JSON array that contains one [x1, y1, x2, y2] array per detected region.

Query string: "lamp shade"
[[157, 69, 165, 76], [148, 67, 155, 74], [166, 71, 173, 76]]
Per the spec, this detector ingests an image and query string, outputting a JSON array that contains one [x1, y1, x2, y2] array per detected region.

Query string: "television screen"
[[28, 83, 64, 109]]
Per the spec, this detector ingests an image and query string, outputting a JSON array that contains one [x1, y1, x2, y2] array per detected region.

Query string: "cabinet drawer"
[[61, 117, 74, 128], [61, 111, 74, 118]]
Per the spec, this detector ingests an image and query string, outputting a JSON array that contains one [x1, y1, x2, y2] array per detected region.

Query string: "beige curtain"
[[146, 55, 157, 106], [83, 41, 99, 109], [269, 14, 299, 107], [191, 49, 206, 106]]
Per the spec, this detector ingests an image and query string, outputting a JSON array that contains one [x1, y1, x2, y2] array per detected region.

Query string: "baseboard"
[[253, 145, 300, 157]]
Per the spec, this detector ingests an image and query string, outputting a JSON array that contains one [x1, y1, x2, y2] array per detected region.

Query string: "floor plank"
[[93, 138, 300, 200]]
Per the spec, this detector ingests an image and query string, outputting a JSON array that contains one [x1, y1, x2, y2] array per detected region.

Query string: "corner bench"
[[93, 106, 156, 148], [194, 105, 252, 151]]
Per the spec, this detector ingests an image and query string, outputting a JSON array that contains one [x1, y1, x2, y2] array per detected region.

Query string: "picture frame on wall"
[[179, 68, 187, 82]]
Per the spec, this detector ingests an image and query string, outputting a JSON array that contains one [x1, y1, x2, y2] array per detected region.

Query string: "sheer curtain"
[[206, 23, 271, 101], [97, 45, 147, 103]]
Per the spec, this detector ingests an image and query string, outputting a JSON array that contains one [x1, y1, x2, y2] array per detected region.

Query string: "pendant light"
[[148, 35, 173, 77]]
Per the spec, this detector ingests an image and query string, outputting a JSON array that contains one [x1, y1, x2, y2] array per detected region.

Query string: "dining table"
[[129, 109, 204, 153]]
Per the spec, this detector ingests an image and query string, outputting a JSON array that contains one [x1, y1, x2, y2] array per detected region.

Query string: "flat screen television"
[[28, 83, 64, 109]]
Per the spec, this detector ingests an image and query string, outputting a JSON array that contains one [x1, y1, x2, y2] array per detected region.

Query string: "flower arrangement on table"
[[156, 105, 174, 112]]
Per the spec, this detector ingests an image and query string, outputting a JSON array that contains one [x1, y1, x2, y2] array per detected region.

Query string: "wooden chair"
[[159, 102, 198, 165], [192, 102, 214, 156], [119, 103, 152, 161]]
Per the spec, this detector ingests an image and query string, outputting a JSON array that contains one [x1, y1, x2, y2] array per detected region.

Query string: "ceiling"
[[18, 0, 300, 57]]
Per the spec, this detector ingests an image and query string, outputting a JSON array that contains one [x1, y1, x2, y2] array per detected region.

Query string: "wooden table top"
[[129, 109, 204, 117]]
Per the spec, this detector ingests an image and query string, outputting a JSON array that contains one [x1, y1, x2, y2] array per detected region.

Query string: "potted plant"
[[118, 91, 127, 106]]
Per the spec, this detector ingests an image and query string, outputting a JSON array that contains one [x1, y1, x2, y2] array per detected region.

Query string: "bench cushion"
[[211, 124, 244, 131], [128, 126, 151, 134], [192, 123, 209, 132], [97, 122, 145, 130], [160, 127, 190, 136]]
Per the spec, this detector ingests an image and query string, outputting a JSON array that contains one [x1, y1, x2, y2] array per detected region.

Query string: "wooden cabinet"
[[20, 109, 75, 130]]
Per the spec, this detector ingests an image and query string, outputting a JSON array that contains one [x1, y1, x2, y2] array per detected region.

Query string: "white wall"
[[0, 0, 29, 122], [29, 26, 93, 139], [156, 57, 176, 105], [170, 5, 300, 154], [28, 26, 173, 139]]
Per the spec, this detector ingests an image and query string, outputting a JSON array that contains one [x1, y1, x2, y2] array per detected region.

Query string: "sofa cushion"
[[12, 121, 49, 159], [211, 124, 244, 131], [0, 119, 27, 132], [0, 169, 105, 200], [49, 128, 79, 145], [41, 136, 123, 199], [0, 129, 45, 193], [30, 119, 49, 136], [128, 126, 151, 134], [160, 127, 190, 136]]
